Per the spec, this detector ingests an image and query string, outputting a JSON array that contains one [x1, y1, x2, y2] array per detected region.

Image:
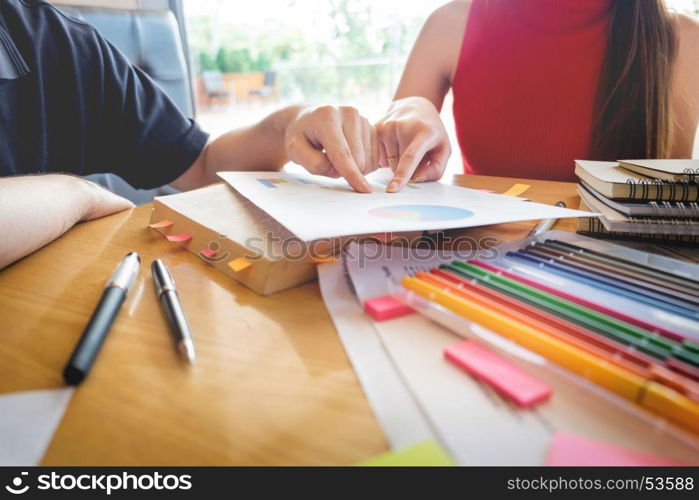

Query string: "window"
[[184, 0, 449, 136]]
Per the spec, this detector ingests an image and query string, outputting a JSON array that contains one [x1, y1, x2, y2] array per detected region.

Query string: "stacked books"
[[574, 159, 699, 243]]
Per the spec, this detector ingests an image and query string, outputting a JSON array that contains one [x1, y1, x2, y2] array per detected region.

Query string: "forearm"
[[172, 104, 306, 190], [0, 175, 103, 269]]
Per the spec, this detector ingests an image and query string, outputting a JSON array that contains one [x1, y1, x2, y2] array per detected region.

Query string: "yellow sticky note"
[[228, 257, 253, 272], [356, 440, 455, 466], [501, 183, 531, 197]]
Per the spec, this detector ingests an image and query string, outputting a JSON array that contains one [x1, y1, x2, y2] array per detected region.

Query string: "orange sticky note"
[[546, 432, 685, 466], [166, 233, 192, 243], [149, 219, 173, 229], [311, 254, 339, 264], [501, 183, 530, 197], [201, 247, 217, 258], [228, 257, 252, 272]]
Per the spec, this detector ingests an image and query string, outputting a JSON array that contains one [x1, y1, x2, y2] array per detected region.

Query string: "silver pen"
[[151, 259, 196, 364], [527, 201, 567, 238]]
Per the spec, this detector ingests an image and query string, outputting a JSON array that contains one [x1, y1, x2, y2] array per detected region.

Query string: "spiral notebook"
[[574, 160, 699, 202], [618, 159, 699, 183], [577, 201, 699, 244], [579, 181, 699, 218], [578, 184, 699, 236]]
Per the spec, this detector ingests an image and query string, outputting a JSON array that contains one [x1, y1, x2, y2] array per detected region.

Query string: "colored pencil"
[[446, 261, 699, 367], [420, 270, 699, 400], [531, 242, 699, 299], [469, 259, 688, 343], [508, 251, 699, 318], [402, 276, 699, 435], [544, 239, 699, 293], [523, 246, 699, 305]]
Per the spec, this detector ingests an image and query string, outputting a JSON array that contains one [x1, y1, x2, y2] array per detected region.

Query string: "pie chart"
[[368, 204, 474, 222]]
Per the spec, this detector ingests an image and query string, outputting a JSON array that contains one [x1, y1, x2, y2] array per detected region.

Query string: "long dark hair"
[[592, 0, 677, 159]]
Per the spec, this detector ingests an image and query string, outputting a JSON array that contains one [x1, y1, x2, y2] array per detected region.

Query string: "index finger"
[[386, 133, 435, 193], [319, 121, 372, 193]]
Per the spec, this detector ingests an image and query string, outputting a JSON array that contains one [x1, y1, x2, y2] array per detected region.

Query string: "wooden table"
[[0, 175, 579, 465]]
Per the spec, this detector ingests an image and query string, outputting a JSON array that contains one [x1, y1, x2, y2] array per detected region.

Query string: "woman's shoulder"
[[672, 13, 699, 81], [418, 1, 472, 84], [424, 1, 471, 33], [673, 12, 699, 34], [673, 13, 699, 56]]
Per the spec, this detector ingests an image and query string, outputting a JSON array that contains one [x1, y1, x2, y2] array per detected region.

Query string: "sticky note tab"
[[356, 440, 455, 466], [200, 247, 218, 258], [501, 183, 530, 197], [166, 233, 192, 242], [228, 257, 252, 272], [445, 340, 551, 408], [364, 295, 414, 322], [149, 219, 173, 229], [546, 431, 684, 466], [311, 254, 339, 264]]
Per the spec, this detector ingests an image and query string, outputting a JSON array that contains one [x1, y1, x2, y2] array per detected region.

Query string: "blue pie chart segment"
[[368, 204, 474, 222]]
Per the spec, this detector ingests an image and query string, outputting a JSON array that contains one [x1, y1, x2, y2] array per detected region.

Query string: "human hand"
[[76, 177, 135, 221], [375, 96, 451, 192], [0, 174, 134, 270], [285, 104, 379, 193]]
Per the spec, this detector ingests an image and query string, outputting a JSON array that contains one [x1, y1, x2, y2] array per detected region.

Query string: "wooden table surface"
[[0, 174, 580, 465]]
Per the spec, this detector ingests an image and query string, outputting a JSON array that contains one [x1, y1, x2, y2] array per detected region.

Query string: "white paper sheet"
[[0, 388, 74, 466], [343, 241, 459, 303], [217, 171, 591, 241], [317, 262, 434, 450]]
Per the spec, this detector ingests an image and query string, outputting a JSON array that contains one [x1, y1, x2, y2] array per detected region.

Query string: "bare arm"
[[172, 104, 378, 193], [376, 1, 470, 191], [0, 175, 133, 269], [670, 14, 699, 157], [393, 1, 469, 109]]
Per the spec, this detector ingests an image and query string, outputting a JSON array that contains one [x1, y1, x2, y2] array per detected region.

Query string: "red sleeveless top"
[[452, 0, 612, 181]]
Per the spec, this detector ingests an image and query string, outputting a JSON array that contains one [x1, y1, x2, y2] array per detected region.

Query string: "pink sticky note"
[[445, 340, 551, 408], [149, 219, 173, 229], [364, 296, 414, 322], [166, 233, 192, 243], [200, 247, 217, 258], [547, 431, 686, 466]]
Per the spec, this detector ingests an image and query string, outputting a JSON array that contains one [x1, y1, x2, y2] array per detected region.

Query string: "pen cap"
[[151, 259, 176, 297], [106, 252, 140, 292]]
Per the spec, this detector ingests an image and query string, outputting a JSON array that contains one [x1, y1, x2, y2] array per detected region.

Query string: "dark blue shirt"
[[0, 0, 209, 189]]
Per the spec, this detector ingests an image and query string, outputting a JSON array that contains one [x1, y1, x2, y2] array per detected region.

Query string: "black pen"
[[151, 259, 196, 364], [63, 252, 140, 385]]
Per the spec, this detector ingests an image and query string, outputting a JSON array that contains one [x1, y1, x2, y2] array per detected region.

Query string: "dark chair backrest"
[[56, 6, 194, 117], [54, 5, 193, 203]]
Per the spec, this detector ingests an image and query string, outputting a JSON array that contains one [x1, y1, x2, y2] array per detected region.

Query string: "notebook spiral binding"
[[648, 201, 699, 218], [625, 172, 699, 203], [581, 218, 699, 244]]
